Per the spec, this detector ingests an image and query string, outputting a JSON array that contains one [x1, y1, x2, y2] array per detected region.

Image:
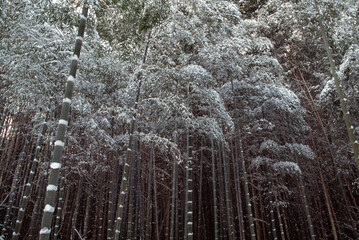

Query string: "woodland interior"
[[1, 0, 359, 240]]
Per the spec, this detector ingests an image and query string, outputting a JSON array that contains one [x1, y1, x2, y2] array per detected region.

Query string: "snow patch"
[[50, 162, 61, 169], [39, 227, 51, 234], [63, 98, 72, 104], [47, 185, 58, 191], [44, 204, 55, 213], [54, 140, 65, 147], [59, 119, 68, 126], [273, 161, 301, 174], [67, 76, 75, 83]]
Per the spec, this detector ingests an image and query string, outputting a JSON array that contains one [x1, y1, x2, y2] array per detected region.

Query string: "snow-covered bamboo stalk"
[[230, 80, 246, 240], [1, 136, 28, 238], [145, 146, 154, 240], [313, 0, 359, 170], [114, 85, 140, 240], [12, 118, 48, 240], [275, 195, 286, 240], [71, 176, 84, 240], [39, 2, 88, 239], [240, 138, 255, 240], [169, 134, 178, 240], [298, 16, 359, 239], [0, 126, 19, 196], [268, 190, 277, 240], [231, 80, 255, 240], [126, 151, 136, 240], [293, 149, 316, 240], [107, 157, 116, 240], [83, 194, 91, 239], [97, 174, 106, 240], [185, 127, 194, 240], [210, 138, 219, 240], [53, 178, 65, 240], [0, 110, 10, 166], [197, 141, 203, 238], [153, 150, 160, 240], [297, 65, 343, 240], [134, 141, 142, 240], [0, 108, 8, 137], [29, 133, 53, 239], [218, 142, 227, 239], [222, 146, 236, 240], [114, 31, 151, 240]]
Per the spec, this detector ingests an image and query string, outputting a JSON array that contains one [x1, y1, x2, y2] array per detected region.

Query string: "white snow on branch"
[[273, 161, 301, 174], [286, 143, 315, 160]]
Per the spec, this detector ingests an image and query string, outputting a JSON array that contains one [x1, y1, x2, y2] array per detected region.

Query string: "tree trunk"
[[169, 135, 178, 240], [293, 150, 316, 240], [210, 138, 219, 240], [313, 0, 359, 170], [184, 127, 194, 240], [13, 118, 48, 239], [39, 2, 89, 239]]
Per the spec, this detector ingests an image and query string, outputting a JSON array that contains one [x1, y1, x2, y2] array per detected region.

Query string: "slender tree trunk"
[[12, 118, 48, 239], [313, 0, 359, 170], [107, 153, 117, 240], [210, 138, 219, 240], [268, 191, 277, 240], [39, 2, 88, 239], [95, 172, 105, 240], [184, 127, 194, 240], [217, 141, 227, 240], [251, 176, 261, 240], [275, 195, 286, 240], [231, 79, 255, 240], [1, 135, 28, 238], [134, 139, 142, 240], [197, 140, 203, 239], [53, 177, 65, 240], [28, 171, 47, 239], [222, 145, 236, 240], [153, 149, 161, 240], [114, 32, 151, 240], [145, 146, 154, 240], [170, 134, 179, 240], [126, 161, 135, 240], [83, 194, 91, 238], [297, 65, 354, 239], [0, 108, 8, 138], [293, 150, 316, 240], [71, 176, 84, 240], [0, 126, 19, 198]]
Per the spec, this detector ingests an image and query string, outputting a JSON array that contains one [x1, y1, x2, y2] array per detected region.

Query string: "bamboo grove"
[[1, 0, 359, 240]]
